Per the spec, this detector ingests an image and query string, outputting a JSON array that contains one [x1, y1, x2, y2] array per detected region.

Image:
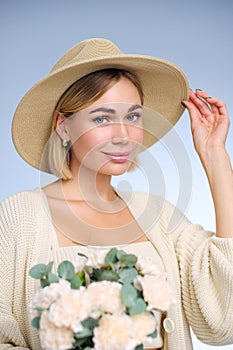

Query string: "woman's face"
[[63, 77, 144, 176]]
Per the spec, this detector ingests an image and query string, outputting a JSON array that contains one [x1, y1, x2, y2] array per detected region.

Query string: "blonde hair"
[[47, 68, 144, 179]]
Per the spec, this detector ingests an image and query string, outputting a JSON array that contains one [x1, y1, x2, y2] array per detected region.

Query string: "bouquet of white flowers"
[[29, 248, 174, 350]]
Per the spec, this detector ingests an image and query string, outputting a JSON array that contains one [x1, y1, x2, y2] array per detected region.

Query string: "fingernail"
[[206, 96, 212, 99], [181, 101, 187, 108], [196, 88, 202, 91]]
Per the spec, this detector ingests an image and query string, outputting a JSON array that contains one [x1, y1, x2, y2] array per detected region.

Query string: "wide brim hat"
[[12, 38, 189, 172]]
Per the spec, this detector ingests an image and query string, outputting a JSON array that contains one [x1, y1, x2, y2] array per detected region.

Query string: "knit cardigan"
[[0, 188, 233, 350]]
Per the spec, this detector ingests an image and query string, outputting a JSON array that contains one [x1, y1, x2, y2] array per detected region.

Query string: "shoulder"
[[0, 188, 49, 232], [1, 187, 45, 208], [0, 189, 52, 268]]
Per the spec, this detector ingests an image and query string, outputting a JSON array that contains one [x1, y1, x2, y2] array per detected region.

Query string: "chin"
[[100, 162, 131, 176]]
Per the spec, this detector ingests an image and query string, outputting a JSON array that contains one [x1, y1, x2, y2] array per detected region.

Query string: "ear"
[[55, 112, 70, 140]]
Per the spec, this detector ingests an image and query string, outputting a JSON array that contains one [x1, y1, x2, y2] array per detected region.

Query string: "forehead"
[[91, 77, 142, 106]]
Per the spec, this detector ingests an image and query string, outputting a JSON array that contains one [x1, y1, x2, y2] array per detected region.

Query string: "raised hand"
[[183, 89, 230, 157], [184, 89, 233, 238]]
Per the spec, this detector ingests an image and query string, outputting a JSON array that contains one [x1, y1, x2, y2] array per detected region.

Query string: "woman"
[[1, 38, 233, 350]]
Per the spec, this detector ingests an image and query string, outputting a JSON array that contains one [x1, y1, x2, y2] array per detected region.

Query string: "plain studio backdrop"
[[1, 1, 233, 349]]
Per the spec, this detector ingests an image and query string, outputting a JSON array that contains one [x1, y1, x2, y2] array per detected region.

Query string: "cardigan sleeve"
[[0, 193, 40, 349], [165, 200, 233, 346]]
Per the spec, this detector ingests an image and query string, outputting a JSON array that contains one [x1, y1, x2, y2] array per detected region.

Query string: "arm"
[[0, 195, 37, 349], [175, 216, 233, 345], [183, 89, 233, 237], [176, 90, 233, 344]]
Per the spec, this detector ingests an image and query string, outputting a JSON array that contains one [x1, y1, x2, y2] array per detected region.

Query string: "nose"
[[111, 122, 129, 144]]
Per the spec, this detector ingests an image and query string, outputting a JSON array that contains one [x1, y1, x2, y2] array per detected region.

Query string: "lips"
[[103, 151, 131, 162]]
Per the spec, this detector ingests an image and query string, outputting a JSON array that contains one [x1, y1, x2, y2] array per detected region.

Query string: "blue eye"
[[127, 113, 141, 122], [94, 116, 108, 124]]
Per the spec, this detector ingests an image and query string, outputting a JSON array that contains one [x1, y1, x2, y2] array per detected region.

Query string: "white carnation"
[[88, 281, 125, 314], [39, 311, 74, 350], [29, 279, 70, 319], [48, 287, 92, 328], [130, 311, 157, 343], [137, 275, 175, 311], [93, 314, 137, 350], [136, 257, 164, 277]]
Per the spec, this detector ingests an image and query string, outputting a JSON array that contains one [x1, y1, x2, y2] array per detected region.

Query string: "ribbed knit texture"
[[0, 188, 233, 349]]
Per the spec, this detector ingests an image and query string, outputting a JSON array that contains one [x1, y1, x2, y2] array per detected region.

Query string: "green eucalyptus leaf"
[[92, 268, 102, 281], [128, 297, 146, 315], [149, 329, 157, 338], [70, 275, 82, 289], [35, 306, 47, 312], [73, 338, 88, 347], [29, 264, 47, 279], [47, 272, 59, 284], [74, 328, 92, 339], [82, 317, 99, 328], [135, 344, 143, 350], [120, 283, 137, 307], [31, 316, 40, 329], [119, 254, 137, 267], [40, 278, 50, 288], [116, 249, 127, 260], [45, 261, 54, 275], [58, 260, 75, 280], [104, 248, 118, 265], [99, 269, 119, 281], [119, 267, 138, 283]]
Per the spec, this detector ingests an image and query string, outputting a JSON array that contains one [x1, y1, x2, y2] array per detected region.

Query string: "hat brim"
[[12, 54, 189, 172]]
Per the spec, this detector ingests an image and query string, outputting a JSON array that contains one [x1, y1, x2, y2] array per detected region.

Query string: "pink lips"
[[103, 152, 131, 162]]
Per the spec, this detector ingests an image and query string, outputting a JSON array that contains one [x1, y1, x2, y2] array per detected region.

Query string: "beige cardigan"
[[0, 188, 233, 349]]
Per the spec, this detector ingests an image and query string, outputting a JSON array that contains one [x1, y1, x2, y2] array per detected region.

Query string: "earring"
[[62, 139, 69, 147]]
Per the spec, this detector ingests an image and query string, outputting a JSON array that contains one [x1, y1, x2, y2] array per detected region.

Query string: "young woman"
[[1, 38, 233, 350]]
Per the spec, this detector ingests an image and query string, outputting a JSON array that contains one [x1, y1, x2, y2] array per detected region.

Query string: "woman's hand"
[[184, 89, 233, 238], [183, 89, 230, 157]]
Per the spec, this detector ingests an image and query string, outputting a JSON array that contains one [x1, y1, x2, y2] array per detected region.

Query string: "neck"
[[62, 164, 117, 203]]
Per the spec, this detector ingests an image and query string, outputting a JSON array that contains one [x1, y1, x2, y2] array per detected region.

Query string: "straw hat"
[[12, 38, 189, 172]]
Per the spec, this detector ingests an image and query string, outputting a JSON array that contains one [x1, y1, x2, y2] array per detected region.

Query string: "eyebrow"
[[89, 104, 142, 114], [89, 107, 115, 114], [128, 104, 143, 112]]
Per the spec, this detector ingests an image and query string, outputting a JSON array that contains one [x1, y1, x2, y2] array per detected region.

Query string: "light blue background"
[[1, 1, 233, 348]]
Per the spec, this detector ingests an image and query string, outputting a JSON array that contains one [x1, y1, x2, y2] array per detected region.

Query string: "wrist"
[[198, 146, 232, 190], [198, 145, 229, 168]]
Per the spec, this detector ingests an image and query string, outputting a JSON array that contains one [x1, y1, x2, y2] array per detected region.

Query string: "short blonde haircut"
[[47, 68, 144, 179]]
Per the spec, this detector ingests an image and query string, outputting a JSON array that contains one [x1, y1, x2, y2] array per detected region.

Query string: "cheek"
[[70, 129, 109, 156], [128, 126, 144, 145]]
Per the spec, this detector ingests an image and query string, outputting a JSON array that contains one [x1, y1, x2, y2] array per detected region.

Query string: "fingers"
[[182, 90, 211, 126], [189, 90, 215, 119], [195, 90, 226, 114], [183, 89, 229, 120]]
